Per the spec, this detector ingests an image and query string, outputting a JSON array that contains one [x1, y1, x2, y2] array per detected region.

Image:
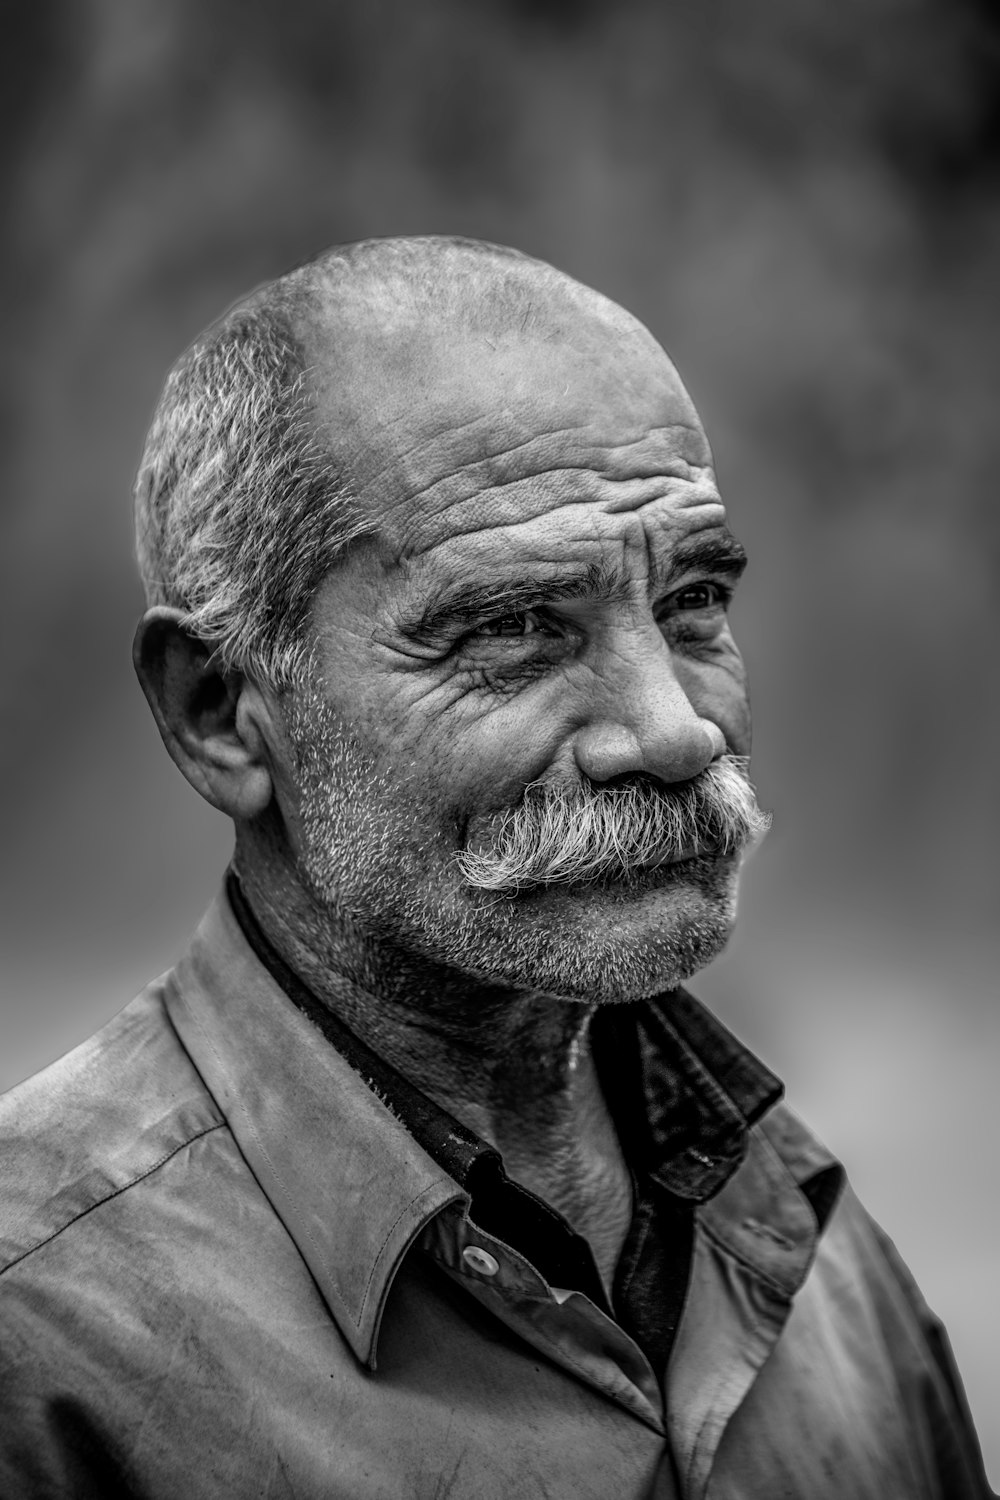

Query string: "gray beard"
[[284, 691, 746, 1005]]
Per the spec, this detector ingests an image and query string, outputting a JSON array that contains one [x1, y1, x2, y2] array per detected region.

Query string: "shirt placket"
[[419, 1203, 666, 1432]]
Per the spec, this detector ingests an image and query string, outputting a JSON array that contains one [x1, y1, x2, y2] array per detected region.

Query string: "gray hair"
[[133, 301, 372, 688]]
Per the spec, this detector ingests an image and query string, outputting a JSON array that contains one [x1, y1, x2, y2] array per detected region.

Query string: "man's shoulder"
[[0, 979, 225, 1278]]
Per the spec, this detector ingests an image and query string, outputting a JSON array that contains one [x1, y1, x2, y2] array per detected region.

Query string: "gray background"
[[1, 0, 997, 1476]]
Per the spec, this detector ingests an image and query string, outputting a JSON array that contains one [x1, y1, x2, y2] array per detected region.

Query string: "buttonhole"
[[742, 1217, 794, 1250]]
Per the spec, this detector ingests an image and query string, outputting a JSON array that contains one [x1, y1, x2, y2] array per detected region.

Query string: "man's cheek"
[[718, 692, 752, 758], [415, 767, 508, 854], [679, 652, 752, 758]]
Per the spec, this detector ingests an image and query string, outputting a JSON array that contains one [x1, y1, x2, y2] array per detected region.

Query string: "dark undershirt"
[[226, 872, 794, 1374]]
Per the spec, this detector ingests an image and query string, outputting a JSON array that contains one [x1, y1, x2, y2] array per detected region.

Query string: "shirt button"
[[462, 1245, 500, 1277]]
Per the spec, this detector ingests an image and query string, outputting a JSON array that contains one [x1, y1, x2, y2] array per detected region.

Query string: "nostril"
[[572, 722, 645, 785], [572, 715, 724, 787]]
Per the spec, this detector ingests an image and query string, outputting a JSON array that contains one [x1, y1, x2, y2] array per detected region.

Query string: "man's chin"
[[461, 853, 742, 1003]]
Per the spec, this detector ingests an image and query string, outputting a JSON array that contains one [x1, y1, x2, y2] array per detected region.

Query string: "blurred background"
[[1, 0, 997, 1475]]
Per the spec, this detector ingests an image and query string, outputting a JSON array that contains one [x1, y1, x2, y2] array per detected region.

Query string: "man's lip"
[[567, 848, 711, 887]]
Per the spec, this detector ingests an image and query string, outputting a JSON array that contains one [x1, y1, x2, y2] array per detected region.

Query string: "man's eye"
[[672, 582, 728, 612], [471, 609, 546, 638]]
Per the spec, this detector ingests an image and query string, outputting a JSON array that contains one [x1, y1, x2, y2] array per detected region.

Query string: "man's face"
[[276, 306, 755, 1003]]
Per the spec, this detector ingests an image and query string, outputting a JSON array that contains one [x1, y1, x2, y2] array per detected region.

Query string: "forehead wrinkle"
[[404, 422, 706, 498], [361, 421, 711, 545], [393, 479, 660, 561], [356, 411, 576, 500], [389, 486, 728, 579], [390, 470, 718, 566], [602, 476, 721, 516]]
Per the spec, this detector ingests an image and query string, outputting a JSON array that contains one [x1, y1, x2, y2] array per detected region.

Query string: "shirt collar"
[[225, 871, 495, 1189], [163, 889, 465, 1369], [593, 987, 784, 1202]]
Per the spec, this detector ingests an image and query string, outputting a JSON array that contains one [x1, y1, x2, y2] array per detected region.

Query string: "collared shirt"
[[225, 869, 790, 1378], [0, 888, 990, 1499]]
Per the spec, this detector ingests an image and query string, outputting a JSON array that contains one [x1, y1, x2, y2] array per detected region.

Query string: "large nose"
[[571, 627, 724, 786]]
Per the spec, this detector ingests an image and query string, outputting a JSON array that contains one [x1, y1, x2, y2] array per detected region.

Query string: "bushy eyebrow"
[[402, 562, 618, 638], [668, 530, 748, 581], [400, 529, 747, 639]]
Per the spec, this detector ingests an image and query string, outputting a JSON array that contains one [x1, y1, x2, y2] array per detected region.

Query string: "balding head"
[[294, 239, 668, 508], [269, 235, 641, 351]]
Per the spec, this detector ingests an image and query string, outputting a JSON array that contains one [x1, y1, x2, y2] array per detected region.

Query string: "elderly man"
[[0, 238, 989, 1498]]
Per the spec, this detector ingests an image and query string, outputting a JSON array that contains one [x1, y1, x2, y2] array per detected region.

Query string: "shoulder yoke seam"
[[0, 1121, 226, 1281]]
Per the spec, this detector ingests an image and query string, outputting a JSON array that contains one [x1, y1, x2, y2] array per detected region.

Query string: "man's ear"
[[133, 607, 275, 820]]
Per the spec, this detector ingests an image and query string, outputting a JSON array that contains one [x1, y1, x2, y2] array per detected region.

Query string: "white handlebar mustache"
[[457, 755, 771, 894]]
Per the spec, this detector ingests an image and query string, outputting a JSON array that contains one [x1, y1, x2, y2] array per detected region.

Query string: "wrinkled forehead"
[[304, 297, 714, 561]]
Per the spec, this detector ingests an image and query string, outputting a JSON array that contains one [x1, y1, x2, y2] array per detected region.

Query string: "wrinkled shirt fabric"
[[0, 889, 990, 1499]]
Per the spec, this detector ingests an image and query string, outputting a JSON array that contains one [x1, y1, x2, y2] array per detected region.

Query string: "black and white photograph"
[[0, 3, 997, 1495]]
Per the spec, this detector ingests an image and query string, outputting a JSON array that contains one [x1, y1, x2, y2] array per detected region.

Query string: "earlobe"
[[133, 607, 275, 819]]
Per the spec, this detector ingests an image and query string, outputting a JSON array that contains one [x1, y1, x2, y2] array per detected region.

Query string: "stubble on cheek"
[[287, 700, 463, 925], [284, 689, 744, 999]]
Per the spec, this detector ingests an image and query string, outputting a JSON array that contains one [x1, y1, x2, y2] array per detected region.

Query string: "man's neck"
[[235, 857, 634, 1287]]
